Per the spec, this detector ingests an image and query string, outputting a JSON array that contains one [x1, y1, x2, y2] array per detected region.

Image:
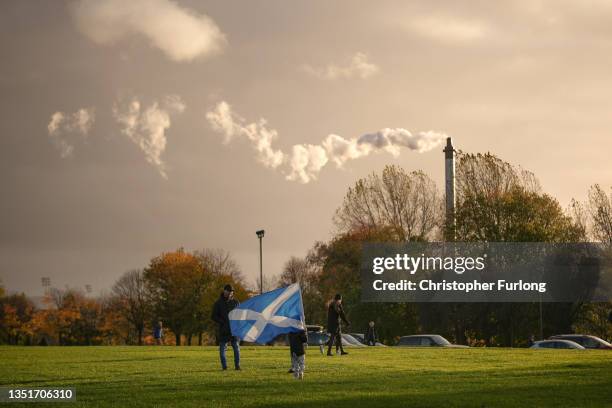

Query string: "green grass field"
[[0, 346, 610, 407]]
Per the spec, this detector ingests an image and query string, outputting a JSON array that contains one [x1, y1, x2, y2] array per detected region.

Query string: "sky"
[[1, 0, 611, 296]]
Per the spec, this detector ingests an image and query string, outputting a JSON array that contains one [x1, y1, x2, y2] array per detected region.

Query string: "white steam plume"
[[113, 95, 185, 178], [206, 101, 447, 183], [287, 144, 328, 183], [302, 52, 379, 80], [70, 0, 226, 62], [47, 108, 95, 158], [323, 129, 446, 167], [206, 101, 284, 168]]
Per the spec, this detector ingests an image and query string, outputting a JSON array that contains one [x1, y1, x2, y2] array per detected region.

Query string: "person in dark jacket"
[[365, 321, 378, 346], [153, 321, 163, 345], [288, 329, 308, 379], [326, 293, 350, 356], [211, 284, 240, 370]]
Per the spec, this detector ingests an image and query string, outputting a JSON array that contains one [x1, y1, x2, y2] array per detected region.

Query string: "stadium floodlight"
[[256, 230, 265, 294], [41, 277, 51, 296]]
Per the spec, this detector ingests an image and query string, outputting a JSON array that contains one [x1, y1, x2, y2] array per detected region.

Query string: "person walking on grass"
[[153, 321, 163, 345], [211, 284, 241, 370], [326, 293, 350, 356], [365, 321, 378, 346], [289, 329, 308, 380]]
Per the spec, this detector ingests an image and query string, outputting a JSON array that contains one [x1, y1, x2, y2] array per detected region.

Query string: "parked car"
[[548, 334, 611, 350], [530, 340, 585, 349], [306, 325, 330, 349], [349, 333, 386, 346], [273, 325, 373, 350], [341, 333, 366, 347], [299, 326, 364, 353], [396, 334, 468, 348], [268, 324, 329, 348]]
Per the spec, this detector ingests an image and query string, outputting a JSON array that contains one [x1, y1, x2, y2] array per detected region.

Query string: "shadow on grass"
[[3, 350, 610, 408], [258, 381, 608, 408], [66, 356, 179, 364], [192, 361, 612, 408]]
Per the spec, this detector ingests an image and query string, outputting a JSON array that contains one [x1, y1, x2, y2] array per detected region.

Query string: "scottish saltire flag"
[[229, 283, 305, 344]]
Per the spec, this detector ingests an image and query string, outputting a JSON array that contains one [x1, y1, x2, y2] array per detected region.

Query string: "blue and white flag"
[[229, 283, 305, 344]]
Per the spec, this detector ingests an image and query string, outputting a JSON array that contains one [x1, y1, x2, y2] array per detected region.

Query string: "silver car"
[[341, 333, 366, 347], [349, 333, 386, 346], [396, 334, 468, 348], [530, 340, 585, 349]]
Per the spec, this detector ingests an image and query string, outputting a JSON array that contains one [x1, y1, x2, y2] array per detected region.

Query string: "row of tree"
[[278, 153, 612, 346], [1, 151, 610, 346], [0, 249, 248, 346]]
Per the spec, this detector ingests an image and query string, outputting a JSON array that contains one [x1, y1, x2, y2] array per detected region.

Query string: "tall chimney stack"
[[443, 137, 456, 240]]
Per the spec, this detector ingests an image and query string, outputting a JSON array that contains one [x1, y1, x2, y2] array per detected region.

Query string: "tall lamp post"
[[256, 229, 265, 294]]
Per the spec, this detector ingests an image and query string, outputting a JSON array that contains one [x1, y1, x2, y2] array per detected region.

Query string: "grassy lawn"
[[0, 346, 610, 407]]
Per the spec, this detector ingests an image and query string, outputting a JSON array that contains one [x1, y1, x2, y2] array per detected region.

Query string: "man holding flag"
[[229, 283, 306, 347], [211, 284, 241, 370]]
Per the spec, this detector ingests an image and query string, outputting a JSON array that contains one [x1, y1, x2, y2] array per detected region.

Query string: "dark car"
[[268, 324, 329, 347], [396, 334, 468, 348], [305, 325, 330, 354], [549, 334, 611, 350], [306, 325, 330, 347]]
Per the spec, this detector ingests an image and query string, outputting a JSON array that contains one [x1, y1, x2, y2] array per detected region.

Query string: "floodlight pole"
[[256, 230, 265, 294]]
